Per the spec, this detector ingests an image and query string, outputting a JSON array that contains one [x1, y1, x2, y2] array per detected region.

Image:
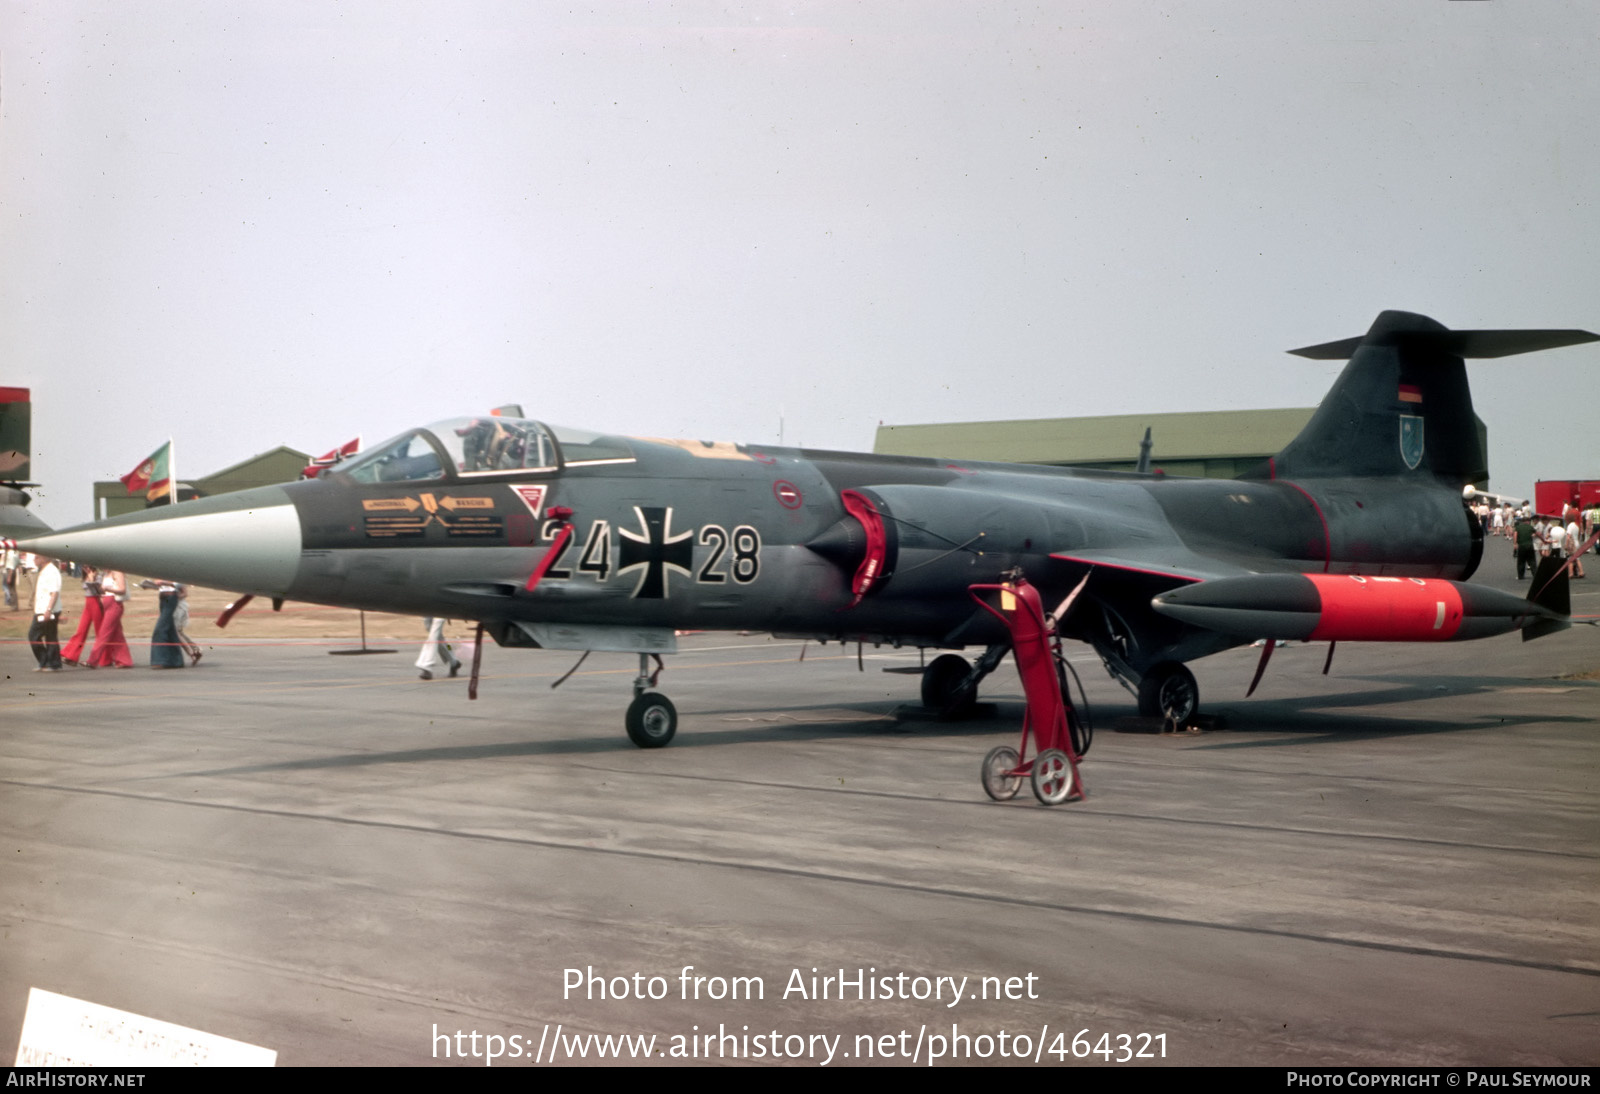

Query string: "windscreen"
[[337, 430, 446, 484], [332, 417, 628, 482]]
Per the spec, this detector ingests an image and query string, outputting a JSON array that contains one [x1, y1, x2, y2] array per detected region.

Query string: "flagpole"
[[166, 437, 177, 668]]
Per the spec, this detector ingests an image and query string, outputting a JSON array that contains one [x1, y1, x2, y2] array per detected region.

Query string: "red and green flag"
[[121, 441, 173, 501]]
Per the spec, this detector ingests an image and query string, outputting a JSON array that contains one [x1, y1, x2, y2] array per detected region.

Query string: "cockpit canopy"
[[335, 417, 633, 484]]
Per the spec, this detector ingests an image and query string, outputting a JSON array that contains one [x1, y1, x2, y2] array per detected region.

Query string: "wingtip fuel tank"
[[1151, 571, 1568, 643]]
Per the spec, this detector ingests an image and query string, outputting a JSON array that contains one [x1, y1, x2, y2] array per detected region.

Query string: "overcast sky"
[[4, 2, 1597, 526]]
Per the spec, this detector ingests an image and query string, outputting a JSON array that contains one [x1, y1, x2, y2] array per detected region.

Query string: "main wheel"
[[1030, 748, 1076, 805], [625, 691, 678, 748], [921, 653, 975, 714], [981, 746, 1022, 801], [1137, 661, 1199, 725]]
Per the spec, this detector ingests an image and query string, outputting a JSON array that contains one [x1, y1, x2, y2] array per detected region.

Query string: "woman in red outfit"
[[89, 569, 134, 668], [59, 566, 104, 666]]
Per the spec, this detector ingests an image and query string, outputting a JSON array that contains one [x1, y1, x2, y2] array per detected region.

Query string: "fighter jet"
[[19, 310, 1596, 747]]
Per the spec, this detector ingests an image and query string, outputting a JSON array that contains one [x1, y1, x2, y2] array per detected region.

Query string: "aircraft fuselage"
[[272, 440, 1477, 653]]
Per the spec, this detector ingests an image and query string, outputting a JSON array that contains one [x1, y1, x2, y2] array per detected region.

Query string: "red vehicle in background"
[[1534, 479, 1599, 515]]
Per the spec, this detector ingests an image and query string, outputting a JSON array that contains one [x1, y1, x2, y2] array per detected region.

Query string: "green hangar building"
[[872, 408, 1317, 478], [92, 446, 311, 521]]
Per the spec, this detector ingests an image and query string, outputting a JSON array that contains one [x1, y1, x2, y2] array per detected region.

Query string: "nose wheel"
[[624, 652, 676, 748], [625, 691, 677, 748]]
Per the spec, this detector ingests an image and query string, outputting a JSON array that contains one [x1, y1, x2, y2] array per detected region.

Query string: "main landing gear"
[[921, 653, 976, 713], [919, 643, 1009, 716], [1136, 660, 1199, 727], [624, 653, 677, 748]]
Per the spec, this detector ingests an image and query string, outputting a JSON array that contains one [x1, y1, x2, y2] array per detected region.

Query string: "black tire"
[[981, 746, 1022, 801], [1137, 661, 1199, 724], [1030, 748, 1076, 806], [625, 691, 677, 748], [921, 653, 975, 714]]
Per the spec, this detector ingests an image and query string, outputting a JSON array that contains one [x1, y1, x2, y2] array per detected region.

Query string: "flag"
[[301, 437, 361, 479], [121, 442, 172, 501]]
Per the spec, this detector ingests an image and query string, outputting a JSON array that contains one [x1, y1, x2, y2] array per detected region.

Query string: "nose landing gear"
[[624, 652, 676, 748]]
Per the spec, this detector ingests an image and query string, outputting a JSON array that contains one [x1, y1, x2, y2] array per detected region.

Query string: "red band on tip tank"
[[1306, 575, 1464, 641]]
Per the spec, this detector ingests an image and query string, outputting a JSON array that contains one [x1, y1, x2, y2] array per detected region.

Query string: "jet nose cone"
[[20, 485, 303, 596]]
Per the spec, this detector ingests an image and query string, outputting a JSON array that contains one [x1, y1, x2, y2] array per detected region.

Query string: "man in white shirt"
[[29, 554, 63, 670], [1566, 518, 1587, 579]]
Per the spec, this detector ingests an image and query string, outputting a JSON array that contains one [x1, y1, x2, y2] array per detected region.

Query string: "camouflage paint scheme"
[[20, 311, 1593, 745]]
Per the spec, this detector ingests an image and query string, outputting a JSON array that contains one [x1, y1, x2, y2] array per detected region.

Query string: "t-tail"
[[1248, 310, 1598, 484]]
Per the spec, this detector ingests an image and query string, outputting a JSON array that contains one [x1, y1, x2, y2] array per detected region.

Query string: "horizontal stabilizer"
[[1290, 329, 1599, 360]]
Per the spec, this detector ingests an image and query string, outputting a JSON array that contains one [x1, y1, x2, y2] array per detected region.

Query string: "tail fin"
[[0, 386, 30, 482], [1252, 311, 1597, 484]]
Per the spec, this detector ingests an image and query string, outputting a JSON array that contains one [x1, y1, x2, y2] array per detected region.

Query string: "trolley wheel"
[[625, 691, 678, 749], [1137, 661, 1199, 725], [1030, 748, 1076, 806], [921, 653, 976, 714], [981, 746, 1023, 801]]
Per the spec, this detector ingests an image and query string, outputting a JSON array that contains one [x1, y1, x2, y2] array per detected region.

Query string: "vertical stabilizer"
[[0, 388, 47, 540], [0, 387, 29, 482], [1259, 312, 1597, 484]]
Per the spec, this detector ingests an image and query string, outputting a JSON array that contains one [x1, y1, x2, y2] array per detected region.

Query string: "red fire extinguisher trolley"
[[968, 572, 1087, 805]]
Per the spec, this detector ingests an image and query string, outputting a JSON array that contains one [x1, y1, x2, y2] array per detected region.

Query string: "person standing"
[[60, 566, 104, 666], [1565, 516, 1587, 579], [90, 569, 134, 668], [144, 578, 186, 668], [29, 555, 63, 671], [1, 541, 17, 610], [415, 617, 461, 680], [172, 583, 202, 664], [1513, 514, 1537, 580]]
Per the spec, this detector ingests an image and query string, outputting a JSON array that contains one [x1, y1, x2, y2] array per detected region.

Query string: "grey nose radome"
[[20, 485, 303, 596]]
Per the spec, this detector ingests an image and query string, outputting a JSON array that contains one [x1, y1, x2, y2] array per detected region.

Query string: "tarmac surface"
[[2, 550, 1597, 1067]]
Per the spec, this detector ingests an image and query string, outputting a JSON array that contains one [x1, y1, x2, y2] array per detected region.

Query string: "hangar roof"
[[873, 408, 1316, 466]]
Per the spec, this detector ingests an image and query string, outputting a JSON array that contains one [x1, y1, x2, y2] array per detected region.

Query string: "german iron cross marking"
[[617, 506, 694, 599]]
